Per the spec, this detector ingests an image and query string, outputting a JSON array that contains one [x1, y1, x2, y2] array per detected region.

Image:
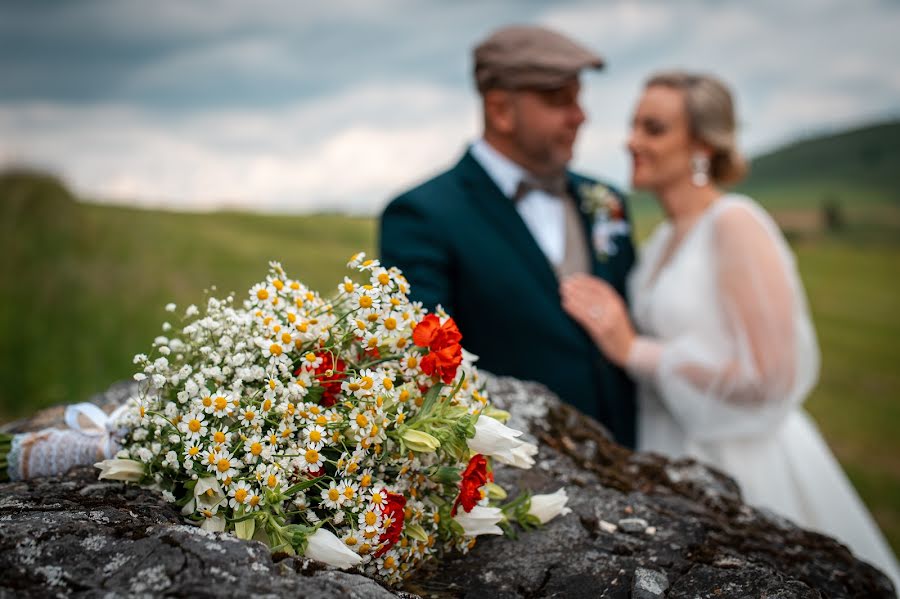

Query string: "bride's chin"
[[630, 176, 650, 191]]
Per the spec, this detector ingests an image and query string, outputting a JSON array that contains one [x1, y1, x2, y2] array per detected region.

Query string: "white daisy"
[[302, 424, 327, 449], [228, 480, 253, 509], [320, 480, 346, 509], [209, 449, 240, 481], [179, 412, 207, 441]]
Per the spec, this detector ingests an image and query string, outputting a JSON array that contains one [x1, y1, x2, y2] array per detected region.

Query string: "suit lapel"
[[455, 151, 560, 296]]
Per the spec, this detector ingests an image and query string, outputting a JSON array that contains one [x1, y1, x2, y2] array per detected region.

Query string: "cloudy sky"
[[1, 0, 898, 214]]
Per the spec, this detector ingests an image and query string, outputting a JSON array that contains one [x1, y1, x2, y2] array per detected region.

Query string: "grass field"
[[1, 122, 898, 556], [0, 172, 377, 417]]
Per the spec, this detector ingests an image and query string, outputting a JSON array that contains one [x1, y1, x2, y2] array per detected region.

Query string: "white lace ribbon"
[[7, 402, 123, 481]]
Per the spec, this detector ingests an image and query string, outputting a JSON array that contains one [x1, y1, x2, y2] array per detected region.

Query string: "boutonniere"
[[579, 183, 631, 260]]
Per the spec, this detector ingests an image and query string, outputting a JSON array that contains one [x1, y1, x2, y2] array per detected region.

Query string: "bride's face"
[[627, 85, 695, 192]]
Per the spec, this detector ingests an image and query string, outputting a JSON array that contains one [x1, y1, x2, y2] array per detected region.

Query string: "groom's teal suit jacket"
[[379, 150, 637, 447]]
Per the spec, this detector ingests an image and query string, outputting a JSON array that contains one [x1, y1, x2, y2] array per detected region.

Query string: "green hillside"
[[735, 120, 900, 209]]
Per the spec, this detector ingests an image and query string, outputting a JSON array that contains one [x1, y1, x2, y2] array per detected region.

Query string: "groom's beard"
[[511, 128, 574, 178]]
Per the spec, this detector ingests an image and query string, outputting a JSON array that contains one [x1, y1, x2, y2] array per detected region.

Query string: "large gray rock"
[[1, 377, 896, 598], [0, 468, 400, 599]]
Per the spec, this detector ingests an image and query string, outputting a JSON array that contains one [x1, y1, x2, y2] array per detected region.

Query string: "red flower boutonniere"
[[579, 183, 631, 260]]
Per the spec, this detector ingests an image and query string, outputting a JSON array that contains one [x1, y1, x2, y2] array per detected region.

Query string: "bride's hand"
[[560, 274, 635, 367]]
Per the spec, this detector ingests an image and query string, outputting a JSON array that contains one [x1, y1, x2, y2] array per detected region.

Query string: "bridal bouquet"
[[2, 253, 569, 584]]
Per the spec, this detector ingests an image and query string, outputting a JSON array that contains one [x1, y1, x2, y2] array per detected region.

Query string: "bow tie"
[[512, 176, 568, 203]]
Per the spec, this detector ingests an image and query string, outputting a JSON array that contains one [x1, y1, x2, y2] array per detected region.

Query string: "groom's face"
[[490, 78, 586, 177]]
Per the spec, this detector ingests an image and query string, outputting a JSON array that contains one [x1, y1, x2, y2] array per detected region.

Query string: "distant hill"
[[734, 120, 900, 209]]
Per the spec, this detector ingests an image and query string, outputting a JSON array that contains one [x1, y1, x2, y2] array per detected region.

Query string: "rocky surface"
[[1, 377, 896, 598]]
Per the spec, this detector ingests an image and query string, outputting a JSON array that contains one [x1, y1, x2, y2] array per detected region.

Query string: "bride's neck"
[[656, 179, 721, 230]]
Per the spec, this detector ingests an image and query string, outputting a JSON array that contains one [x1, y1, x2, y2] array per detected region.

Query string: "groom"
[[379, 25, 637, 447]]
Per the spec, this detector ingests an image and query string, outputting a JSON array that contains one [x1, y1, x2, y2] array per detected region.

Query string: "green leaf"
[[430, 466, 461, 486], [448, 519, 465, 537], [228, 510, 259, 523], [499, 521, 517, 540], [305, 386, 325, 404], [282, 477, 320, 497], [419, 383, 444, 417]]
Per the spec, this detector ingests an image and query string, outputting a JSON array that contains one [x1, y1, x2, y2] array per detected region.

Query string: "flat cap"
[[474, 25, 604, 93]]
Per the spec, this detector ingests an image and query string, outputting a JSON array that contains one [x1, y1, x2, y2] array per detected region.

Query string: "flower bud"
[[235, 516, 256, 540], [401, 429, 441, 453], [94, 458, 144, 482], [453, 505, 504, 537], [304, 527, 363, 569], [528, 488, 572, 524], [404, 523, 429, 543], [467, 415, 537, 469], [484, 482, 507, 500]]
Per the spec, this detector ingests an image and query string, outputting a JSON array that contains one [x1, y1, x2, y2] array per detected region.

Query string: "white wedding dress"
[[625, 193, 900, 588]]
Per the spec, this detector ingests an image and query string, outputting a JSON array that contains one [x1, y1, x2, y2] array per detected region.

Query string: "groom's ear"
[[483, 89, 515, 135]]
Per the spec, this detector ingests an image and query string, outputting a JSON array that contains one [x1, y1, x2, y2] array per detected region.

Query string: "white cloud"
[[122, 38, 297, 93], [538, 1, 672, 52], [0, 81, 478, 214], [1, 0, 898, 213]]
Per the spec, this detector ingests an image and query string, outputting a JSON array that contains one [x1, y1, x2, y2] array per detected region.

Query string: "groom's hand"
[[560, 274, 635, 367]]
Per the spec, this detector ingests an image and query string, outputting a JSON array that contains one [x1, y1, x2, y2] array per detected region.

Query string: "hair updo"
[[646, 71, 748, 185]]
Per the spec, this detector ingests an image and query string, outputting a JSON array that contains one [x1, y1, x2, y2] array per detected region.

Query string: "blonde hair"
[[646, 71, 748, 185]]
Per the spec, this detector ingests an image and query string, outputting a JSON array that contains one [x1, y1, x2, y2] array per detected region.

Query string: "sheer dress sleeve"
[[626, 199, 820, 440]]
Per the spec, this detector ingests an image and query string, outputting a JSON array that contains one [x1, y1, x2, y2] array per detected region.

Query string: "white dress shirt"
[[469, 139, 566, 266]]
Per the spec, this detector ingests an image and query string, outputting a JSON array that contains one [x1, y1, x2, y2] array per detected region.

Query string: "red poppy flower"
[[375, 492, 407, 557], [452, 454, 488, 515], [413, 315, 463, 384]]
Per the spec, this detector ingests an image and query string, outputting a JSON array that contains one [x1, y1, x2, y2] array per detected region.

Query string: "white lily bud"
[[453, 505, 504, 537], [304, 527, 363, 569], [400, 429, 441, 453], [94, 458, 144, 482], [528, 488, 572, 524], [467, 415, 537, 468]]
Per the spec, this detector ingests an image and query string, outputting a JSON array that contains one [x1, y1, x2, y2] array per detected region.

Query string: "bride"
[[560, 71, 900, 588]]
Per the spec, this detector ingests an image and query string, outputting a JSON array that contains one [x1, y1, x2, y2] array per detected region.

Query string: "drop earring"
[[691, 152, 710, 187]]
